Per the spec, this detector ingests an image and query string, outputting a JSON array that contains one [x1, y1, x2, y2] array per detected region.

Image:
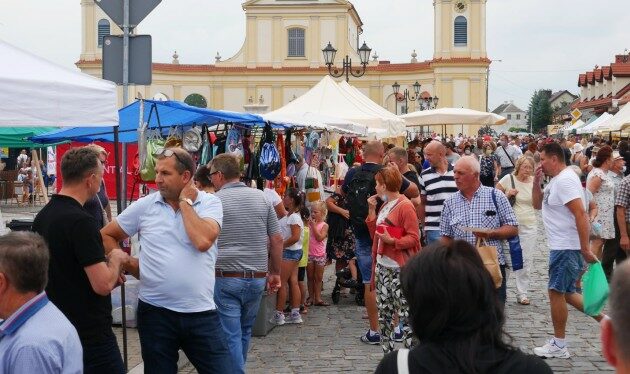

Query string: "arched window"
[[184, 94, 207, 108], [97, 19, 110, 48], [152, 92, 169, 101], [454, 16, 467, 46], [287, 28, 305, 57]]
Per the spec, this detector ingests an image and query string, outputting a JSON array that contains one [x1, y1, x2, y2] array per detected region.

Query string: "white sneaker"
[[270, 312, 285, 326], [533, 339, 570, 359], [285, 312, 303, 324]]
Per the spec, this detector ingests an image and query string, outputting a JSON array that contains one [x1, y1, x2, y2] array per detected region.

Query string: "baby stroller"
[[331, 266, 364, 306]]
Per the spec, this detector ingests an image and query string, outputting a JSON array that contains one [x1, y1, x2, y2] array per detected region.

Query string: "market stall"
[[400, 107, 506, 137], [265, 76, 406, 138]]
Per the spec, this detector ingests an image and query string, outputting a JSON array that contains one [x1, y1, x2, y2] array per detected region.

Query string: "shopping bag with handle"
[[475, 238, 503, 289], [582, 261, 609, 316]]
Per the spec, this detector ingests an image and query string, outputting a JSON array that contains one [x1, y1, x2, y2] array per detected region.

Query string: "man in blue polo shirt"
[[101, 147, 231, 373], [0, 232, 82, 374]]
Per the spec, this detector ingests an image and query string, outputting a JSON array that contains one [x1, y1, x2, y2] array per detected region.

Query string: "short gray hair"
[[388, 147, 408, 163], [0, 232, 49, 293], [455, 156, 481, 174], [210, 153, 240, 180]]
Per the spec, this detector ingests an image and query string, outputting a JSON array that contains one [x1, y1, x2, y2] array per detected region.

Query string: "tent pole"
[[113, 126, 128, 373]]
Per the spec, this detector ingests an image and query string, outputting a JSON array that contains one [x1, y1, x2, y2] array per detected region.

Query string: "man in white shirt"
[[102, 147, 231, 373], [532, 142, 603, 359], [496, 135, 520, 178]]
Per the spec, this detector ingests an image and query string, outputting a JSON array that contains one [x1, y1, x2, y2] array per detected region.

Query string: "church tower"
[[79, 0, 121, 62], [432, 0, 490, 133]]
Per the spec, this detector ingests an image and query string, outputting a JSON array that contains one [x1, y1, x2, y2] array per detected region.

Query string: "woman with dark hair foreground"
[[375, 240, 552, 373]]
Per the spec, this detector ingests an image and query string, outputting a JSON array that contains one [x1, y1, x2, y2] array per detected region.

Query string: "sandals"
[[518, 297, 530, 305], [313, 300, 330, 306]]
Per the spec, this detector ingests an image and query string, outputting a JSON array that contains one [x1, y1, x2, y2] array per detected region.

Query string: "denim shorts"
[[355, 235, 373, 285], [548, 250, 583, 293], [282, 249, 302, 262]]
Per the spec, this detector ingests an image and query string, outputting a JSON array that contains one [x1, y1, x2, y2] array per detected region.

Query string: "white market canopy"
[[596, 104, 630, 133], [0, 39, 118, 127], [400, 107, 507, 126], [265, 75, 406, 138], [261, 112, 368, 136], [578, 113, 613, 134], [562, 119, 586, 135]]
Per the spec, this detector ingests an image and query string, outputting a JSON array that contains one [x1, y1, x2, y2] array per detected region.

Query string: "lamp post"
[[392, 81, 421, 115], [393, 82, 439, 135], [322, 41, 372, 82]]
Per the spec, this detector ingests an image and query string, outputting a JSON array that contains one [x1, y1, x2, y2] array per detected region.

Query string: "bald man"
[[419, 141, 458, 244], [440, 156, 518, 304], [601, 260, 630, 373]]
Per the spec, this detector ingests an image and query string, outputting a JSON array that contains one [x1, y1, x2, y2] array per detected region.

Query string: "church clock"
[[454, 1, 468, 13]]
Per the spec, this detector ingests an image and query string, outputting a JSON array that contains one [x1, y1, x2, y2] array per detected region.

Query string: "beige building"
[[78, 0, 490, 135]]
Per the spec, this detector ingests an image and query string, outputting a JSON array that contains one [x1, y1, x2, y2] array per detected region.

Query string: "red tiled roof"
[[602, 66, 612, 80], [594, 68, 603, 82], [586, 72, 594, 84], [611, 63, 630, 76], [430, 57, 491, 64], [578, 74, 587, 87], [76, 59, 432, 74]]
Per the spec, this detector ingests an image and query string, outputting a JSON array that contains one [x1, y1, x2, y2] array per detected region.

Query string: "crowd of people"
[[1, 131, 630, 373]]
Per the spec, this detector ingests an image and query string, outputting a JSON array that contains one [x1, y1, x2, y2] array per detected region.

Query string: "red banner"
[[55, 141, 144, 200]]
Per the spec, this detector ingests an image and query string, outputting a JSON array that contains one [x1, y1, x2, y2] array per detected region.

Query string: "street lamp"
[[322, 41, 372, 82], [392, 81, 438, 114]]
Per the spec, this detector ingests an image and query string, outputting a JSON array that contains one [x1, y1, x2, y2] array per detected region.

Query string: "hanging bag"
[[476, 237, 503, 289], [305, 164, 321, 203], [140, 129, 165, 182], [583, 261, 609, 316], [508, 174, 517, 207]]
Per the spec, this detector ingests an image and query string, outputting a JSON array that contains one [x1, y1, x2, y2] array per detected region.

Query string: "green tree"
[[527, 90, 553, 133], [184, 93, 207, 108]]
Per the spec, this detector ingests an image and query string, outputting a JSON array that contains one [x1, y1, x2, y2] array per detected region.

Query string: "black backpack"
[[346, 165, 381, 228]]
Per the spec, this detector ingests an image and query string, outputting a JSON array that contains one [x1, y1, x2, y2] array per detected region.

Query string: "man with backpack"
[[341, 141, 419, 345]]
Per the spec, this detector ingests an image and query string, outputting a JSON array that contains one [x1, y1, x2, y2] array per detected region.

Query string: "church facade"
[[78, 0, 490, 135]]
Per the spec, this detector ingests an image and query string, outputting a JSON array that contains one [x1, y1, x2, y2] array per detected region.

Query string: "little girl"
[[272, 188, 304, 325], [307, 201, 330, 306], [298, 207, 311, 314]]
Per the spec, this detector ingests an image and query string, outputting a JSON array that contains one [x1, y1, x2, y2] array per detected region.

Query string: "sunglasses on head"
[[153, 148, 187, 168]]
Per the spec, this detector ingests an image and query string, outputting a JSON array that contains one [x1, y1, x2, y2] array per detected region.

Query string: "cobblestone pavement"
[[182, 216, 615, 373], [0, 203, 613, 373]]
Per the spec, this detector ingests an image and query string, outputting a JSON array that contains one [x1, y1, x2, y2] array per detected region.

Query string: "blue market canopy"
[[31, 99, 270, 144]]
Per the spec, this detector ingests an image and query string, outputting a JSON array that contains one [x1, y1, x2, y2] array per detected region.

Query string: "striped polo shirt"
[[419, 164, 458, 231], [215, 182, 281, 272]]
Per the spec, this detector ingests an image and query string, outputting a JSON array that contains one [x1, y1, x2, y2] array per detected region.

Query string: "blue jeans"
[[548, 250, 583, 293], [137, 300, 232, 374], [82, 331, 125, 374], [355, 234, 373, 284], [214, 278, 266, 374], [425, 230, 442, 245]]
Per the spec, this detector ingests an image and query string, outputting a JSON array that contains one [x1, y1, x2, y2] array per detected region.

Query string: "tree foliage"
[[527, 90, 553, 133], [184, 93, 207, 108]]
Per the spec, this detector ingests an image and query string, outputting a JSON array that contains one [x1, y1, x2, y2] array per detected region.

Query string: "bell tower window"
[[97, 19, 110, 48], [454, 16, 467, 47]]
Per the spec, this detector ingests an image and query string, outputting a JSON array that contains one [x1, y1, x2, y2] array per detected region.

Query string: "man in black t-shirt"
[[33, 147, 129, 374]]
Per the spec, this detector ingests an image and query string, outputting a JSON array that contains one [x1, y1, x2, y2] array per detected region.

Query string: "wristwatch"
[[179, 198, 193, 206]]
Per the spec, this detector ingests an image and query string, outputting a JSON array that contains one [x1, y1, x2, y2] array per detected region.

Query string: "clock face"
[[455, 1, 467, 13]]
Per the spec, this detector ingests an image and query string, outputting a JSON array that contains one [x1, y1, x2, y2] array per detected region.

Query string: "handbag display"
[[476, 238, 503, 289]]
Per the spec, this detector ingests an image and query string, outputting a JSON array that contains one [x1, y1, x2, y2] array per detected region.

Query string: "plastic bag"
[[583, 261, 609, 316], [140, 135, 165, 182]]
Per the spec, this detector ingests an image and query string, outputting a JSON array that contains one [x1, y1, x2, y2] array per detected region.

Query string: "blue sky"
[[1, 0, 628, 111]]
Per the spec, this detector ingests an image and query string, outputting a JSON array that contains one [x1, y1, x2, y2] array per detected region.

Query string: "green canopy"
[[0, 127, 66, 148]]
